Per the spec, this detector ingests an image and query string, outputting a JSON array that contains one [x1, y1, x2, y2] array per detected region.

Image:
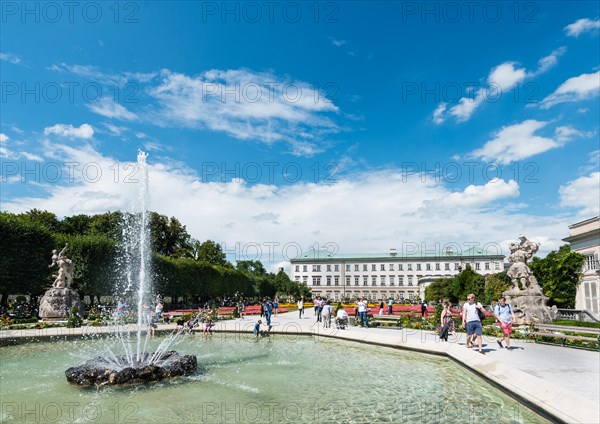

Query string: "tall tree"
[[197, 240, 228, 266], [530, 245, 585, 308]]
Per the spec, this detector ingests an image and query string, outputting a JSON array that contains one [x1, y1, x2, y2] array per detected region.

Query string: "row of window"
[[311, 291, 418, 301], [296, 275, 418, 286], [295, 261, 500, 273]]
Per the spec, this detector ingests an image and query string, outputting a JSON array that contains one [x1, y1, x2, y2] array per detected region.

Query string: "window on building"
[[485, 262, 490, 270], [295, 276, 300, 282], [426, 263, 431, 271], [389, 264, 394, 271], [303, 276, 308, 284], [380, 264, 385, 271], [354, 276, 359, 286], [363, 264, 368, 271], [327, 264, 331, 272], [390, 276, 395, 286], [399, 276, 404, 286], [372, 276, 377, 286], [398, 263, 403, 271], [445, 263, 450, 270], [454, 263, 460, 270], [335, 276, 340, 285], [475, 263, 480, 270], [354, 264, 359, 271], [326, 276, 331, 286], [380, 276, 386, 286], [312, 265, 321, 272], [313, 276, 321, 286], [345, 276, 350, 286], [363, 276, 368, 286], [417, 264, 422, 271], [495, 262, 501, 270], [334, 264, 339, 272], [372, 264, 376, 271], [435, 263, 440, 271], [295, 265, 299, 272], [303, 265, 307, 272], [407, 264, 412, 271], [408, 277, 413, 286], [345, 264, 351, 272]]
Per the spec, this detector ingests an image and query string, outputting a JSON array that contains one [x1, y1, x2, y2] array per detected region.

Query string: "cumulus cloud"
[[564, 18, 600, 37], [147, 68, 339, 155], [2, 142, 574, 267], [559, 172, 600, 216], [470, 120, 589, 164], [434, 48, 565, 124], [0, 133, 43, 161], [44, 123, 95, 139], [540, 71, 600, 109]]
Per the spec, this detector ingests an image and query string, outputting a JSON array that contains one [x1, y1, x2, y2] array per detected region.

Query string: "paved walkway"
[[2, 311, 598, 423]]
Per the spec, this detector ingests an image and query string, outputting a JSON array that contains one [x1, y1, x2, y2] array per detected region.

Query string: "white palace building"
[[290, 247, 505, 302]]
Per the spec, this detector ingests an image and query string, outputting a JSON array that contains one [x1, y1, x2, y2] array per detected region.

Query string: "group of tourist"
[[437, 294, 516, 354]]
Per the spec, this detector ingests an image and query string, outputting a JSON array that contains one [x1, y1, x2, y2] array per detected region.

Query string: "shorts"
[[466, 320, 483, 336], [499, 321, 513, 335]]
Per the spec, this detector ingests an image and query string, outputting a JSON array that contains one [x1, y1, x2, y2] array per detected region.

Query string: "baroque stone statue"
[[39, 244, 83, 320], [503, 235, 557, 324], [49, 244, 74, 288]]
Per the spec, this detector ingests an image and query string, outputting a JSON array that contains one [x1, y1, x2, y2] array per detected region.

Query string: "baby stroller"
[[335, 315, 349, 330]]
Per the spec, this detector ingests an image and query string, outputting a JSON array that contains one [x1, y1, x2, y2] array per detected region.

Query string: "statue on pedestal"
[[503, 235, 557, 324], [39, 245, 84, 320], [49, 244, 74, 288]]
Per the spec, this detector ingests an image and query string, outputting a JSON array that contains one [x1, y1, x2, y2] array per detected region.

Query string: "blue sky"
[[1, 1, 599, 270]]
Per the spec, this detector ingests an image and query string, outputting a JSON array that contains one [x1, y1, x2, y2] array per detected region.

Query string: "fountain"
[[65, 151, 197, 386]]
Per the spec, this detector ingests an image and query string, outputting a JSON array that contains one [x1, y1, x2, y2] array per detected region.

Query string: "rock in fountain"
[[65, 351, 198, 386], [39, 244, 84, 320], [65, 151, 197, 386], [503, 234, 557, 324]]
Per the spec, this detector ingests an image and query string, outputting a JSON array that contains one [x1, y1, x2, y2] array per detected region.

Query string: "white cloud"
[[2, 142, 573, 265], [147, 68, 339, 155], [434, 49, 565, 124], [102, 123, 129, 136], [564, 18, 600, 37], [0, 133, 8, 143], [470, 120, 587, 164], [330, 38, 347, 47], [540, 71, 600, 108], [0, 52, 21, 64], [44, 123, 94, 139], [87, 97, 138, 121], [559, 172, 600, 216], [0, 133, 43, 161]]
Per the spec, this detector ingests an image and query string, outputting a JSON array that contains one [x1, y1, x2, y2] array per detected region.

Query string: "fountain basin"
[[65, 351, 197, 386]]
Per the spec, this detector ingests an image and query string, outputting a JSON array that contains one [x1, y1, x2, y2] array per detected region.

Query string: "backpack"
[[477, 306, 486, 321]]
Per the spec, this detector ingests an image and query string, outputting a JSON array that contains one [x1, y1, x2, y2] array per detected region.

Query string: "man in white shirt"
[[357, 298, 369, 328], [336, 308, 349, 329], [462, 293, 485, 354]]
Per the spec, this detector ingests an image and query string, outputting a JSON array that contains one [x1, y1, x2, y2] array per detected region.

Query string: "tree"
[[482, 272, 511, 304], [236, 260, 266, 276], [18, 209, 62, 233], [149, 213, 192, 257], [0, 213, 55, 306], [530, 245, 585, 308], [196, 240, 228, 266]]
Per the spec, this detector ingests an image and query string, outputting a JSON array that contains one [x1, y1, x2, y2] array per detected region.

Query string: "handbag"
[[477, 307, 486, 322]]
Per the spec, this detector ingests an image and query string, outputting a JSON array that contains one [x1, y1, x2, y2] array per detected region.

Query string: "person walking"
[[421, 301, 428, 317], [357, 298, 369, 328], [388, 297, 394, 315], [462, 294, 485, 354], [264, 298, 273, 330], [273, 295, 279, 316], [322, 300, 333, 328], [379, 300, 384, 316], [315, 296, 324, 322], [297, 297, 304, 319], [494, 297, 516, 350], [439, 301, 455, 342]]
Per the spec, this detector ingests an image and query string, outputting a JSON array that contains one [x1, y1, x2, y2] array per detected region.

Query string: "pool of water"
[[0, 333, 548, 423]]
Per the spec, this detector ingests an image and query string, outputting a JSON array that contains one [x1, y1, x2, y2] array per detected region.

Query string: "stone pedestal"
[[503, 290, 558, 325], [38, 287, 84, 320]]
